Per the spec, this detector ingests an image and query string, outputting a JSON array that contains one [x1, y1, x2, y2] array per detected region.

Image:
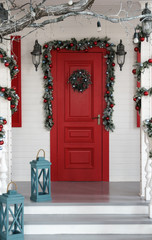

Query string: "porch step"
[[24, 235, 152, 240], [24, 214, 152, 234]]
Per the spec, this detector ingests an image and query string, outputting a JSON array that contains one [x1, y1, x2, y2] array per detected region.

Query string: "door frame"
[[51, 47, 109, 181]]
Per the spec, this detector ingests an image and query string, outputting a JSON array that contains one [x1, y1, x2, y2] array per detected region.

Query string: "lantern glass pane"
[[117, 55, 125, 65], [142, 20, 152, 35], [32, 54, 40, 65]]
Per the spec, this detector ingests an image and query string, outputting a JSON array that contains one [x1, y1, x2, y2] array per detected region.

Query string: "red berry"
[[110, 104, 114, 108], [110, 77, 114, 81], [56, 47, 60, 51], [106, 117, 109, 120], [132, 69, 136, 74], [140, 37, 145, 42], [136, 106, 140, 110], [44, 44, 48, 48], [0, 125, 3, 128], [148, 59, 152, 63], [70, 43, 74, 47], [44, 99, 47, 103], [1, 88, 5, 92], [106, 43, 109, 47], [85, 49, 88, 52], [48, 115, 52, 119], [5, 62, 9, 67], [49, 64, 53, 68], [7, 97, 12, 101], [48, 85, 52, 89], [94, 41, 97, 45], [133, 98, 137, 102], [0, 140, 4, 145], [12, 86, 16, 91], [14, 66, 18, 70], [106, 91, 110, 94], [3, 119, 7, 124], [0, 54, 3, 58], [11, 105, 15, 109], [44, 55, 48, 59], [144, 91, 148, 96], [44, 76, 47, 79], [112, 62, 115, 67], [134, 47, 139, 52]]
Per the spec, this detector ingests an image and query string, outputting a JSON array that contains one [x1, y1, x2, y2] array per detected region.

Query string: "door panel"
[[51, 49, 109, 181]]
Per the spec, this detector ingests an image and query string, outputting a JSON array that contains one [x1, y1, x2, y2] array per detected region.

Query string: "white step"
[[24, 214, 152, 235], [24, 204, 148, 215]]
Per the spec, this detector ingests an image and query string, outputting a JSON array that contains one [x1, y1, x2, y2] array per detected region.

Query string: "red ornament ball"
[[0, 140, 4, 145], [44, 75, 47, 79], [140, 37, 145, 42], [112, 62, 115, 67], [136, 106, 140, 110], [3, 119, 7, 124], [107, 51, 110, 55], [44, 55, 48, 59], [5, 62, 9, 67], [7, 97, 12, 101], [70, 43, 74, 47], [1, 88, 5, 92], [105, 43, 109, 47], [48, 115, 52, 119], [44, 44, 48, 49], [110, 77, 114, 81], [110, 104, 114, 108], [48, 85, 52, 89], [44, 99, 48, 103], [85, 49, 88, 52], [11, 105, 15, 109], [0, 54, 3, 58], [49, 64, 53, 68], [106, 117, 109, 120], [133, 97, 137, 102], [14, 66, 18, 70], [0, 124, 3, 129], [106, 91, 110, 94], [144, 91, 149, 96], [134, 47, 139, 52], [12, 86, 16, 91], [148, 59, 152, 63], [56, 47, 60, 51], [132, 69, 136, 74], [0, 128, 2, 132], [94, 41, 97, 45]]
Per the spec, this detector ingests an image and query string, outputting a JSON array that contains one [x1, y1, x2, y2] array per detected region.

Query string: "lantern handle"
[[36, 149, 45, 159], [7, 181, 17, 192]]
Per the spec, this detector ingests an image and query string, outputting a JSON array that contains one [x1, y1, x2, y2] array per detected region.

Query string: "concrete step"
[[24, 214, 152, 234], [24, 235, 152, 240]]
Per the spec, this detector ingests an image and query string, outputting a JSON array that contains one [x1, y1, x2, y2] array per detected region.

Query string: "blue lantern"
[[30, 149, 51, 202], [0, 182, 24, 240]]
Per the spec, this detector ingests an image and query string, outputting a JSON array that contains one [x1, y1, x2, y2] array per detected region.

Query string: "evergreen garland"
[[133, 87, 152, 111], [132, 60, 152, 82], [42, 37, 115, 131], [0, 117, 7, 149], [69, 69, 91, 92]]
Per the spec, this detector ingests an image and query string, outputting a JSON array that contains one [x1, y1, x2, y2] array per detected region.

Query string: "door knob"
[[92, 114, 101, 125]]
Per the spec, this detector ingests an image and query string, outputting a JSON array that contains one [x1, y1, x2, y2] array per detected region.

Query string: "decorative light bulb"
[[97, 20, 101, 32], [68, 0, 73, 5], [133, 31, 139, 44]]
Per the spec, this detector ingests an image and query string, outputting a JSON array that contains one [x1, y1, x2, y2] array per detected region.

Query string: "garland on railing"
[[133, 87, 152, 111], [42, 37, 115, 131], [0, 117, 7, 149], [143, 118, 152, 158], [132, 60, 152, 82]]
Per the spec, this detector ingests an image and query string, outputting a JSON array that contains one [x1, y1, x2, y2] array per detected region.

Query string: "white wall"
[[12, 3, 140, 182]]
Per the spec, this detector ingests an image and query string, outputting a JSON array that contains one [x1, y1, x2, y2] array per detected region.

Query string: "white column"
[[139, 0, 152, 199], [0, 40, 12, 194]]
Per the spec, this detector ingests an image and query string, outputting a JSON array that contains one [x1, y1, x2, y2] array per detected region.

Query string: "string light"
[[97, 20, 101, 32], [133, 29, 139, 44], [68, 0, 73, 6]]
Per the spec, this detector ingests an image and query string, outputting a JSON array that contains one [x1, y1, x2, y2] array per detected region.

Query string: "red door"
[[51, 48, 109, 181]]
